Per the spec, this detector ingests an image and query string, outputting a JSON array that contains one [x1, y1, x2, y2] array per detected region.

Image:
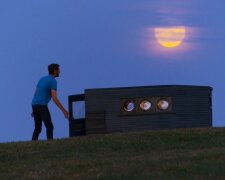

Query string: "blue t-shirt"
[[32, 75, 57, 105]]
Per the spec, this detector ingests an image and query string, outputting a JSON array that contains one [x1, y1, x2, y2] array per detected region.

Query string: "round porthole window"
[[157, 99, 169, 110], [123, 101, 135, 112], [140, 100, 151, 111]]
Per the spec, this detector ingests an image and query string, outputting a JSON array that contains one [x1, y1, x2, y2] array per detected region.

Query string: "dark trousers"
[[32, 105, 54, 140]]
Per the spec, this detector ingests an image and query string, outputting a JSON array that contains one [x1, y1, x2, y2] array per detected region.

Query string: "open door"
[[68, 94, 86, 136]]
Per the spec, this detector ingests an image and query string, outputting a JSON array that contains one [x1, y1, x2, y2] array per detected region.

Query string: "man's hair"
[[48, 63, 60, 74]]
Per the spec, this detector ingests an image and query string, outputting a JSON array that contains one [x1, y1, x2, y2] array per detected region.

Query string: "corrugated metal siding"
[[85, 85, 212, 134]]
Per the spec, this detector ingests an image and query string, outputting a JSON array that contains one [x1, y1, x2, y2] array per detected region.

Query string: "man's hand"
[[63, 110, 70, 119]]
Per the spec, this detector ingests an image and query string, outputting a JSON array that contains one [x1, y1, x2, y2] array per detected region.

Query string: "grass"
[[1, 128, 225, 179]]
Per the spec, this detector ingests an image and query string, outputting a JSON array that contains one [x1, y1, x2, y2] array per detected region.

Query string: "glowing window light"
[[157, 99, 169, 110], [140, 100, 151, 111], [123, 101, 135, 112]]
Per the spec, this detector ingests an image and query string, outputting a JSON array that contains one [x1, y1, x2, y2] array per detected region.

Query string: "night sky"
[[0, 0, 225, 142]]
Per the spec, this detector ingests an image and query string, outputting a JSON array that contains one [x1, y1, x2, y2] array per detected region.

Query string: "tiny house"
[[68, 85, 212, 137]]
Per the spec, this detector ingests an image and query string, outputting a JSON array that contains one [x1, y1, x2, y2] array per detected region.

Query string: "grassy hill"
[[1, 128, 225, 179]]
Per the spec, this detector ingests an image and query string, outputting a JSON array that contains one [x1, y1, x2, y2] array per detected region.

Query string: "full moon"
[[154, 27, 186, 48]]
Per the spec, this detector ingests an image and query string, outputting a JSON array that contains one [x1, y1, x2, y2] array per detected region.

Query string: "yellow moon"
[[154, 27, 186, 48]]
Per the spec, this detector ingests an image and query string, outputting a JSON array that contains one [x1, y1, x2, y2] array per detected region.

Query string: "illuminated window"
[[157, 99, 169, 110], [140, 100, 151, 111], [73, 101, 85, 119], [123, 101, 135, 112]]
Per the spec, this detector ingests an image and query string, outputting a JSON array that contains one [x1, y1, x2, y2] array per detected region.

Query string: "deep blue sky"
[[0, 0, 225, 142]]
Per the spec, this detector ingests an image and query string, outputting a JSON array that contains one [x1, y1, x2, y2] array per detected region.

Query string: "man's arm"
[[51, 90, 69, 119]]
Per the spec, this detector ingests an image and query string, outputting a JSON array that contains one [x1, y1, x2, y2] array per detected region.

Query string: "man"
[[31, 63, 69, 140]]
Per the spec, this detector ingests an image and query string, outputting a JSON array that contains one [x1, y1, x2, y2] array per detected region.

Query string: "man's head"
[[48, 63, 60, 77]]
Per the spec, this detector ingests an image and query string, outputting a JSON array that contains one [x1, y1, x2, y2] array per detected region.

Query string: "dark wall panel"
[[83, 85, 212, 134]]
